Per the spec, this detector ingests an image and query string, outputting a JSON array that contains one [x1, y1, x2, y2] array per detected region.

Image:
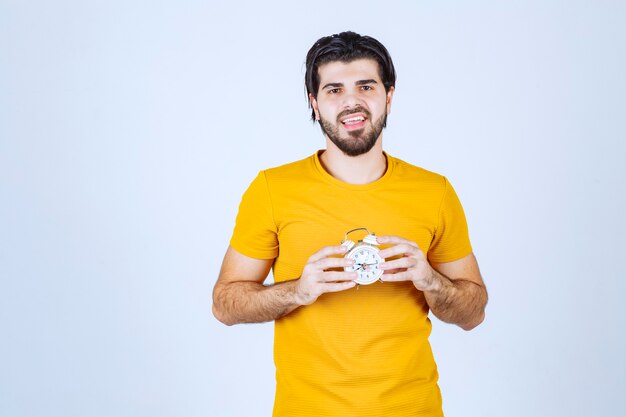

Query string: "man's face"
[[310, 58, 394, 157]]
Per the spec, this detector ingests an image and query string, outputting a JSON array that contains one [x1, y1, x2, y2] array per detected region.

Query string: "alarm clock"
[[341, 228, 385, 285]]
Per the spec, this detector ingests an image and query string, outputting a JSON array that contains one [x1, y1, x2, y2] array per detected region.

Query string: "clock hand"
[[353, 263, 369, 271]]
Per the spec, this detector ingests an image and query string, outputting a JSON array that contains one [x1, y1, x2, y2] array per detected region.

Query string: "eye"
[[328, 88, 341, 94], [361, 85, 373, 91]]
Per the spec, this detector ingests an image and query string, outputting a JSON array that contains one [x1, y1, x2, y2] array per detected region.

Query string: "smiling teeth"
[[343, 116, 365, 123]]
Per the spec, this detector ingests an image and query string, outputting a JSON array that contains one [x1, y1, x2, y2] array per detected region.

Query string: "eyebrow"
[[321, 82, 344, 90], [321, 79, 379, 90]]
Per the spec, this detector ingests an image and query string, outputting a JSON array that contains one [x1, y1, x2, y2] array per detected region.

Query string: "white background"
[[1, 1, 625, 416]]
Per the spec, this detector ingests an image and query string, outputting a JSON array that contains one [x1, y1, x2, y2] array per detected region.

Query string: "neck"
[[319, 138, 387, 185]]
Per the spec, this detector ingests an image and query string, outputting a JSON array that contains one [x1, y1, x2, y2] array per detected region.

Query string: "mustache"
[[336, 106, 371, 121]]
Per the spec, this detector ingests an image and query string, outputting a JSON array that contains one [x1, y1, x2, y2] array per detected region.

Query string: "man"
[[213, 31, 488, 417]]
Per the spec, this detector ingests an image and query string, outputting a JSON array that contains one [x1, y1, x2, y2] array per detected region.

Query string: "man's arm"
[[212, 245, 357, 326], [426, 253, 487, 330], [377, 236, 488, 331]]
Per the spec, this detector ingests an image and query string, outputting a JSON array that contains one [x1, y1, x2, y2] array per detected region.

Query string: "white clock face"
[[345, 245, 384, 285]]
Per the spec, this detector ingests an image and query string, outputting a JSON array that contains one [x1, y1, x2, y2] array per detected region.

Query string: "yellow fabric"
[[230, 151, 472, 417]]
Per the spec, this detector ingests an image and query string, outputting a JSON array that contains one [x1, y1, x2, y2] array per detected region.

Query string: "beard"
[[318, 107, 387, 157]]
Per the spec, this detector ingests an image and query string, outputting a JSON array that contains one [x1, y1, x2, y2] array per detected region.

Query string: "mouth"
[[340, 113, 367, 130]]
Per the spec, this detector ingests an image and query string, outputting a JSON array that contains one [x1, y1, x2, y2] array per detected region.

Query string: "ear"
[[309, 93, 320, 120], [385, 86, 395, 115]]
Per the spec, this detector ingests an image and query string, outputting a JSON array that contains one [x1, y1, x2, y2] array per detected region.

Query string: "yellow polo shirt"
[[230, 151, 472, 417]]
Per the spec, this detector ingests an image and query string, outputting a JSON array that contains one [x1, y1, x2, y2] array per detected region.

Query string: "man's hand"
[[376, 235, 439, 291], [295, 245, 357, 305], [376, 235, 487, 330], [213, 245, 357, 326]]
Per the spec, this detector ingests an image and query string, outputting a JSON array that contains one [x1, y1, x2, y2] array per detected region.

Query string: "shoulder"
[[261, 153, 318, 182], [388, 154, 449, 190]]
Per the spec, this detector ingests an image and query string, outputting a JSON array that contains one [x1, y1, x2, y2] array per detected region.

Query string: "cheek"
[[316, 97, 340, 113], [318, 105, 337, 121]]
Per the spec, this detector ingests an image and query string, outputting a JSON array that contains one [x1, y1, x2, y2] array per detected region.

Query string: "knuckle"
[[316, 258, 329, 268]]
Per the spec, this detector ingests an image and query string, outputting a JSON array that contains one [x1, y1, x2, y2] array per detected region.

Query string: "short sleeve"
[[229, 171, 279, 259], [427, 177, 473, 263]]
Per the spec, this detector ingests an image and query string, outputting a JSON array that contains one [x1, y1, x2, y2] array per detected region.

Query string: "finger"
[[380, 267, 406, 275], [315, 257, 354, 271], [380, 270, 414, 282], [379, 243, 420, 259], [380, 257, 417, 270], [319, 281, 357, 293], [319, 271, 358, 282], [308, 245, 348, 263], [376, 235, 418, 247]]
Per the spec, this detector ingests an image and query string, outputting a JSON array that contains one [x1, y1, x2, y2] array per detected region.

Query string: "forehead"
[[317, 58, 382, 85]]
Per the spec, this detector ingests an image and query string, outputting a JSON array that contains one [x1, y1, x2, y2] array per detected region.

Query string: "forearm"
[[212, 279, 301, 326], [424, 269, 488, 331]]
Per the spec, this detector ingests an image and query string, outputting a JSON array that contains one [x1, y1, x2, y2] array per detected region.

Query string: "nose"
[[341, 90, 364, 109]]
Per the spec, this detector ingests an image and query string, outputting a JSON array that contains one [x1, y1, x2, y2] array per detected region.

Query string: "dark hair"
[[305, 31, 396, 122]]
